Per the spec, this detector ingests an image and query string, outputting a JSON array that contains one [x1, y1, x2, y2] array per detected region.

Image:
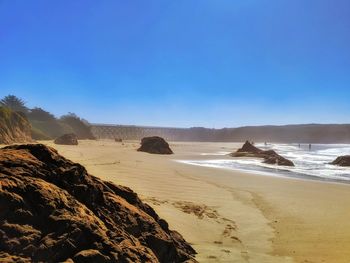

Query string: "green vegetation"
[[60, 113, 95, 139], [0, 95, 95, 140], [0, 95, 28, 114], [0, 106, 28, 129], [0, 106, 32, 144], [31, 126, 51, 140], [27, 108, 74, 139]]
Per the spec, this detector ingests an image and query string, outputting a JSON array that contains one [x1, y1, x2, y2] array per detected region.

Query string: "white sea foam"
[[200, 151, 231, 156], [178, 143, 350, 183]]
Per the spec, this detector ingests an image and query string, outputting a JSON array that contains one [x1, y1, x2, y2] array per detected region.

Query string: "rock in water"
[[262, 151, 295, 166], [0, 106, 32, 144], [0, 144, 196, 262], [54, 133, 78, 145], [231, 141, 294, 167], [331, 155, 350, 166], [236, 140, 262, 154], [138, 136, 173, 154]]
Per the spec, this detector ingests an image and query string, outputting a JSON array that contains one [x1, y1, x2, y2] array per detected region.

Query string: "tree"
[[0, 95, 28, 113], [27, 107, 56, 122], [60, 113, 95, 139]]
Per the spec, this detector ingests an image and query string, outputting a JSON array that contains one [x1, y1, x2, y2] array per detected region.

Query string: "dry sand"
[[39, 140, 350, 263]]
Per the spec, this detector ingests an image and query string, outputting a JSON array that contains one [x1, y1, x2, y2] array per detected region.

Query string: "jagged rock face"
[[54, 133, 78, 145], [0, 144, 196, 263], [262, 150, 294, 166], [0, 107, 32, 144], [331, 155, 350, 166], [231, 141, 294, 167], [138, 137, 173, 155], [237, 141, 262, 154]]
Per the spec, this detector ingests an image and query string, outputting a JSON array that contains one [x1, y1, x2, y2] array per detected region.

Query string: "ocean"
[[178, 143, 350, 183]]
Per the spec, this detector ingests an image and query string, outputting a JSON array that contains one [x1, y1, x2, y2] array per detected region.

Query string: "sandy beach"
[[39, 140, 350, 263]]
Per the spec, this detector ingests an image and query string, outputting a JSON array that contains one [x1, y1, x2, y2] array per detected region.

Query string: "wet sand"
[[40, 140, 350, 263]]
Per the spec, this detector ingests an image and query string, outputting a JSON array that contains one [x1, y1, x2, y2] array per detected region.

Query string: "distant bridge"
[[91, 123, 350, 143], [90, 124, 188, 141]]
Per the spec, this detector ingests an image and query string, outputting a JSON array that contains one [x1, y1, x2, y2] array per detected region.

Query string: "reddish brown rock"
[[331, 155, 350, 167], [231, 141, 294, 167], [0, 144, 196, 262], [138, 136, 173, 154], [54, 133, 78, 145]]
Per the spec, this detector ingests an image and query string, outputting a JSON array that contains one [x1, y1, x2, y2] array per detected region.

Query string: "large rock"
[[231, 141, 294, 167], [0, 144, 196, 262], [331, 155, 350, 167], [236, 141, 262, 154], [0, 106, 32, 144], [138, 136, 173, 154], [54, 133, 78, 145], [262, 150, 295, 166]]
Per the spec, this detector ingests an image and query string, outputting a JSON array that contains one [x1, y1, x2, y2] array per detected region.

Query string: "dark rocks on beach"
[[0, 144, 196, 262], [115, 138, 122, 142], [54, 133, 78, 145], [237, 141, 261, 154], [138, 136, 173, 154], [331, 155, 350, 167], [231, 141, 294, 167], [262, 151, 295, 166]]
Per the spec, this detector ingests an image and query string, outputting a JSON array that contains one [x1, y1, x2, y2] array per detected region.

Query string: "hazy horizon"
[[1, 1, 350, 128], [90, 122, 350, 130]]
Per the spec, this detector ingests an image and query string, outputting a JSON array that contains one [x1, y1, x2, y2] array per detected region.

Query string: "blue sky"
[[0, 0, 349, 128]]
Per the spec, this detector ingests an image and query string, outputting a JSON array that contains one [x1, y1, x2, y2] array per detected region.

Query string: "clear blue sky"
[[0, 0, 349, 128]]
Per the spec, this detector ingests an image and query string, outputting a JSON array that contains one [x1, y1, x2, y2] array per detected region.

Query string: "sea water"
[[178, 143, 350, 183]]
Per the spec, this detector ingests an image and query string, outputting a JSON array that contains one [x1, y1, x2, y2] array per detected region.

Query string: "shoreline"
[[176, 158, 350, 186], [7, 140, 350, 262]]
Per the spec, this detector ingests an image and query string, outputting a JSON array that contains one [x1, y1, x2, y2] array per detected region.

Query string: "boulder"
[[138, 136, 173, 154], [231, 141, 294, 167], [0, 106, 32, 144], [0, 144, 196, 262], [263, 154, 295, 166], [331, 155, 350, 167], [237, 140, 262, 154], [54, 133, 78, 145]]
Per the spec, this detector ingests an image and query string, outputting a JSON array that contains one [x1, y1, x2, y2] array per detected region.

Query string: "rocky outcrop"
[[54, 133, 78, 145], [0, 106, 32, 144], [231, 141, 294, 166], [138, 136, 173, 154], [261, 150, 295, 166], [0, 144, 196, 262], [331, 155, 350, 167], [236, 141, 262, 154]]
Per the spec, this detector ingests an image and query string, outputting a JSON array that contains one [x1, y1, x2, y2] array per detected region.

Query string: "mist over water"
[[179, 143, 350, 183]]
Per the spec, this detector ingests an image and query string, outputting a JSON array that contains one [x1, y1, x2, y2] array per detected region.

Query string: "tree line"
[[0, 95, 95, 140]]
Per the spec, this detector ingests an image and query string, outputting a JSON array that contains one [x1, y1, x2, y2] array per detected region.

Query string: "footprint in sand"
[[171, 201, 219, 220]]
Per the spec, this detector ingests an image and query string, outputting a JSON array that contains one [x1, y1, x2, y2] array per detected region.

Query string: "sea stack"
[[0, 144, 196, 262], [54, 133, 78, 145], [231, 141, 294, 167], [138, 136, 173, 154], [331, 155, 350, 167]]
